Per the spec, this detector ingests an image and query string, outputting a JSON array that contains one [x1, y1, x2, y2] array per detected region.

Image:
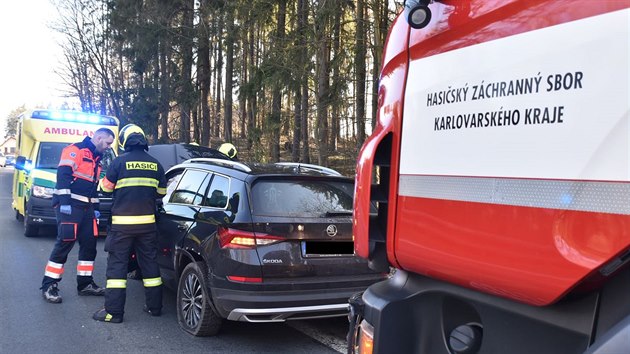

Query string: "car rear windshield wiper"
[[324, 210, 353, 217]]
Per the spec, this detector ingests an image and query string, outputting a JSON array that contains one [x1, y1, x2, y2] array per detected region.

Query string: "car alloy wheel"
[[176, 262, 222, 336], [181, 270, 202, 328]]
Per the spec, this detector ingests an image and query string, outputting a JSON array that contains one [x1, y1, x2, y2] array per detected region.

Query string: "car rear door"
[[249, 177, 376, 280], [157, 168, 211, 282]]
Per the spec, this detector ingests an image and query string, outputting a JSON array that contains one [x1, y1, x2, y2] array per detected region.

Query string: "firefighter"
[[218, 142, 238, 160], [41, 128, 115, 303], [93, 124, 166, 323]]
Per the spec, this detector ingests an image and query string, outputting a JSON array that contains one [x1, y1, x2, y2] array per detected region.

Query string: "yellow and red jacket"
[[52, 136, 102, 208], [100, 148, 166, 233]]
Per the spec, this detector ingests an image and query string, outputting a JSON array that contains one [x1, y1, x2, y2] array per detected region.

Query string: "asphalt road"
[[0, 167, 348, 353]]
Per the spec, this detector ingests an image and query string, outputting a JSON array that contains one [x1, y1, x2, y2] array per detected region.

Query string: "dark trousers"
[[104, 230, 162, 316], [41, 206, 97, 290]]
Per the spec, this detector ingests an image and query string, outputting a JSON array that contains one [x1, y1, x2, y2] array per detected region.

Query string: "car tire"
[[23, 208, 38, 237], [177, 262, 222, 336]]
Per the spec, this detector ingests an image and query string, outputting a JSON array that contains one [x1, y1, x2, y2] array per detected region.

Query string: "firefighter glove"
[[60, 205, 72, 215]]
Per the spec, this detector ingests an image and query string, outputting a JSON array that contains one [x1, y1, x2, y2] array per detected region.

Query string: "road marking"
[[287, 321, 347, 354]]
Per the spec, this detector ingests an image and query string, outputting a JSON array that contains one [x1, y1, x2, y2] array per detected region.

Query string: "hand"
[[60, 205, 72, 215], [94, 210, 101, 219]]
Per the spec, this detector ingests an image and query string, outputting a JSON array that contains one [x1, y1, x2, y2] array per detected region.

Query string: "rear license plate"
[[302, 241, 354, 257]]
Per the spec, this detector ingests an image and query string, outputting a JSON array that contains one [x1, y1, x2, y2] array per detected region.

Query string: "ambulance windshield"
[[37, 143, 69, 169]]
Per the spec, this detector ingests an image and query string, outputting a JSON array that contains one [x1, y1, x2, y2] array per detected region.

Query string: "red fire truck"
[[349, 1, 630, 353]]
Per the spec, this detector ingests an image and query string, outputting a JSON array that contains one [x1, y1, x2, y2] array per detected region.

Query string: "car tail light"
[[217, 227, 284, 249], [357, 320, 374, 354], [227, 275, 263, 283]]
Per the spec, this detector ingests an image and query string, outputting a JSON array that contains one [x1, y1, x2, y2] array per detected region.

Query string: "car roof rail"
[[185, 158, 252, 172], [275, 162, 342, 176]]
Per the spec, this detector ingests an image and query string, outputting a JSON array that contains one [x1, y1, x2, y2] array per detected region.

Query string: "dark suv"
[[156, 158, 385, 336]]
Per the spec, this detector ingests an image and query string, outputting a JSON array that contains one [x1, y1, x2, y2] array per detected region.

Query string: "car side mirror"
[[15, 156, 29, 171]]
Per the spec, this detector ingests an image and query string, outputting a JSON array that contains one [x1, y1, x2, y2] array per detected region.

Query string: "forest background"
[[6, 0, 401, 175]]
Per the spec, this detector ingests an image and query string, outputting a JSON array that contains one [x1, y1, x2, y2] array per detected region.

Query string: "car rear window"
[[251, 179, 354, 217]]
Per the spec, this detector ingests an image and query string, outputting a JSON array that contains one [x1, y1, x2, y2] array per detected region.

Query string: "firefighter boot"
[[78, 281, 105, 296], [42, 283, 62, 304], [93, 308, 123, 323]]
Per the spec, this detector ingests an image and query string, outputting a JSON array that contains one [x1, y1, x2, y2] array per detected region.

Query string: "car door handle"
[[177, 224, 187, 231]]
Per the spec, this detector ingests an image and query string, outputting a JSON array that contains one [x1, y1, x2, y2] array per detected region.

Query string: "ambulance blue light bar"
[[30, 110, 118, 126]]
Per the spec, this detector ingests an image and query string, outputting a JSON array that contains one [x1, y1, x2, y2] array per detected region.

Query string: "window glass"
[[193, 172, 212, 206], [38, 142, 70, 169], [163, 170, 184, 203], [99, 147, 116, 178], [169, 169, 209, 205], [251, 179, 354, 217], [203, 174, 230, 208]]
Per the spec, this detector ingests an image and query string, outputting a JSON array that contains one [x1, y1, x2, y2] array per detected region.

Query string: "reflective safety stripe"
[[69, 193, 99, 204], [157, 187, 167, 195], [114, 177, 159, 189], [106, 279, 127, 289], [71, 194, 90, 203], [100, 177, 116, 193], [105, 313, 113, 321], [143, 277, 163, 287], [77, 261, 94, 276], [73, 171, 95, 182], [58, 159, 78, 169], [45, 261, 64, 279], [398, 175, 630, 215], [54, 189, 71, 196], [112, 214, 155, 225]]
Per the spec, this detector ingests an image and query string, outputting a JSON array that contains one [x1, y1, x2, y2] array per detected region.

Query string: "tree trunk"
[[224, 4, 234, 143], [270, 0, 286, 162], [158, 30, 170, 143], [330, 4, 342, 152], [198, 0, 211, 146], [355, 0, 367, 148], [214, 11, 223, 139], [315, 2, 331, 166], [246, 26, 256, 151], [179, 0, 194, 143], [298, 0, 310, 163]]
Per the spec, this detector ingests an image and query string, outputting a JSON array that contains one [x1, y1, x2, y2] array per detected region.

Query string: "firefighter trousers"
[[104, 230, 162, 316], [42, 205, 98, 290]]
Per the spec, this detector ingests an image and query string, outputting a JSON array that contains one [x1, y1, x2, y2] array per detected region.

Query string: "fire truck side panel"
[[353, 14, 409, 270], [396, 3, 630, 305], [396, 197, 630, 305]]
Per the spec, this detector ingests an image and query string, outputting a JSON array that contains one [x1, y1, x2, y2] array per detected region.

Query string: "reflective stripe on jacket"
[[104, 148, 166, 233], [52, 136, 102, 208]]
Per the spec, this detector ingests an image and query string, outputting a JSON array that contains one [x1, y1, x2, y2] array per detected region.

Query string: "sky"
[[0, 1, 69, 138]]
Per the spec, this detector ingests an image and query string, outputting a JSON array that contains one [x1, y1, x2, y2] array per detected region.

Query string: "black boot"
[[78, 281, 105, 296], [93, 308, 123, 323], [42, 283, 62, 304]]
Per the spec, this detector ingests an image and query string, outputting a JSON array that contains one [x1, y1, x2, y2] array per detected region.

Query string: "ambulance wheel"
[[15, 210, 23, 221], [177, 262, 222, 336], [23, 210, 38, 237]]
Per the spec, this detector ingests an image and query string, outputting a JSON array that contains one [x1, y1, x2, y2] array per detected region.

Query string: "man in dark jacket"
[[93, 124, 166, 323], [41, 127, 115, 303]]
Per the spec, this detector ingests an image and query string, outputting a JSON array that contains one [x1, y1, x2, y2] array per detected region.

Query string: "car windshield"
[[37, 142, 69, 169], [251, 179, 354, 217]]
